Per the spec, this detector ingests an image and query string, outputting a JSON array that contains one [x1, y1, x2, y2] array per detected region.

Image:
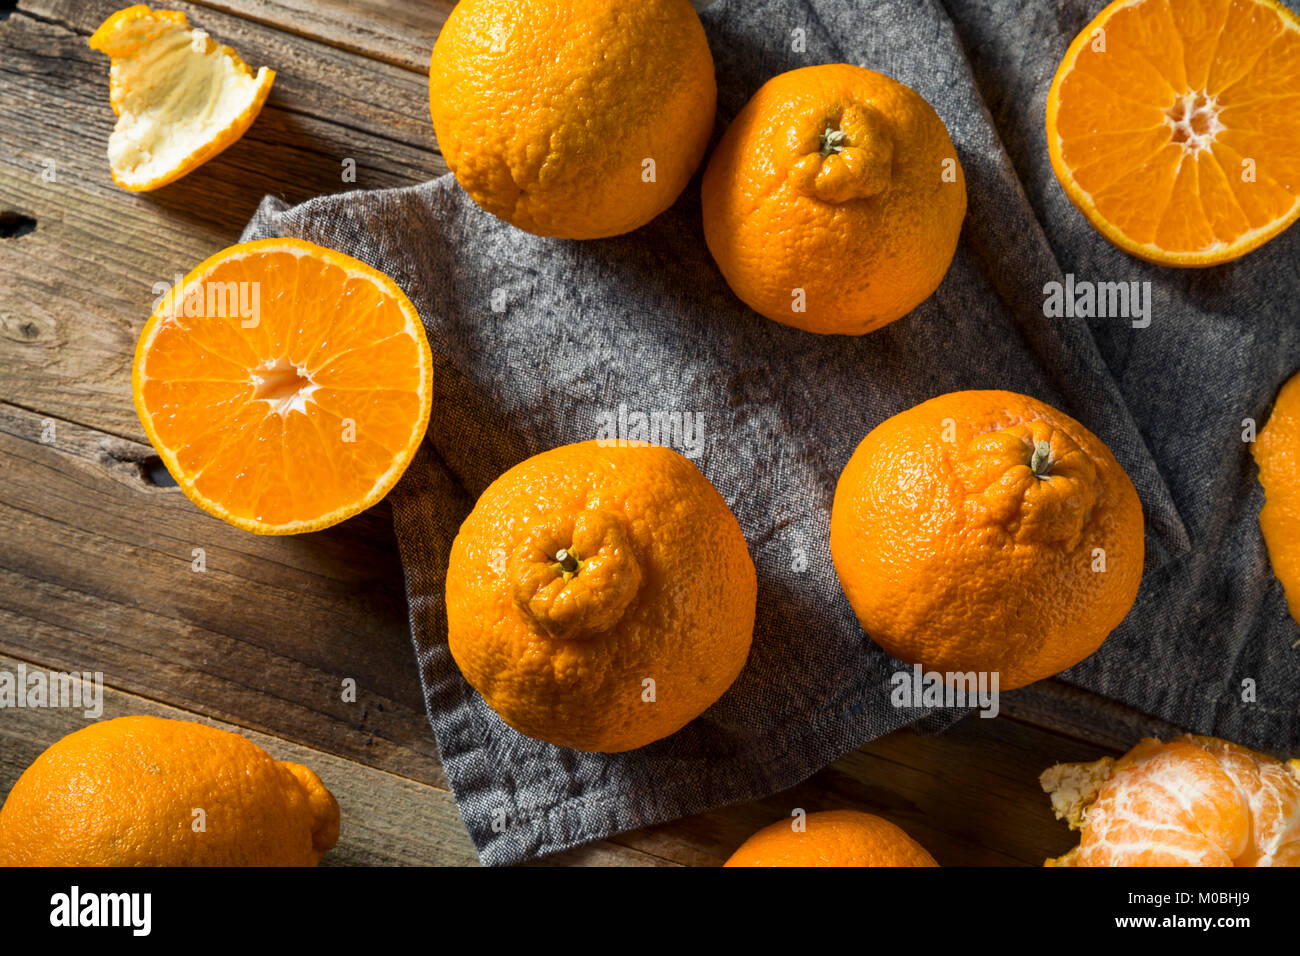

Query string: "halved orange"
[[1047, 0, 1300, 266], [133, 238, 433, 534], [89, 5, 276, 191]]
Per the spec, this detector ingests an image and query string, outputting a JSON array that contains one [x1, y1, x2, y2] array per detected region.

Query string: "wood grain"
[[188, 0, 450, 72], [0, 0, 1187, 868], [1, 1, 442, 439], [0, 400, 448, 784], [179, 0, 714, 74]]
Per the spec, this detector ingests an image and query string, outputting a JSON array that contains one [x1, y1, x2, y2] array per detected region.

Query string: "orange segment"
[[132, 238, 433, 535], [1047, 0, 1300, 265], [89, 5, 275, 191], [1253, 369, 1300, 626]]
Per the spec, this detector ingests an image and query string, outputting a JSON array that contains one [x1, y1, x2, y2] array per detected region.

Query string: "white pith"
[[1165, 90, 1224, 155], [250, 357, 319, 417]]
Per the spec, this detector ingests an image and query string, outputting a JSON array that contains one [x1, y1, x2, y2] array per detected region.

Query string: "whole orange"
[[446, 440, 756, 752], [0, 716, 339, 866], [428, 0, 716, 239], [701, 63, 966, 335], [1253, 369, 1300, 628], [830, 390, 1144, 690], [724, 810, 938, 867]]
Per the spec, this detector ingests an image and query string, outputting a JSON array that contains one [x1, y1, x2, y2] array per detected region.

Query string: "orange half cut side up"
[[132, 238, 433, 534], [1047, 0, 1300, 266]]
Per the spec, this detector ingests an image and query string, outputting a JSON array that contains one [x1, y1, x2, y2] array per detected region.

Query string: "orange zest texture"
[[1042, 735, 1300, 866], [428, 0, 716, 239], [133, 238, 433, 535], [89, 5, 275, 191], [446, 441, 757, 753], [0, 716, 339, 866], [1047, 0, 1300, 266], [830, 390, 1145, 690], [702, 64, 966, 334]]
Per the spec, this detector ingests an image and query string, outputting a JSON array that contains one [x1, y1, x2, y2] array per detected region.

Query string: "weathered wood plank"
[[0, 657, 668, 865], [188, 0, 450, 73], [21, 0, 439, 150], [0, 3, 440, 439], [0, 401, 448, 786], [0, 630, 1116, 867], [1000, 679, 1186, 752]]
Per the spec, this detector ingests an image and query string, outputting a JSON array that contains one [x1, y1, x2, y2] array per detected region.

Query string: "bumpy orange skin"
[[446, 441, 756, 753], [1046, 0, 1300, 267], [1254, 369, 1300, 627], [830, 390, 1144, 690], [724, 810, 938, 867], [0, 716, 339, 866], [701, 64, 966, 335], [428, 0, 716, 239], [1045, 736, 1300, 867]]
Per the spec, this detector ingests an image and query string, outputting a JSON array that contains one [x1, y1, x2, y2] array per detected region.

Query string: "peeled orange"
[[1042, 735, 1300, 866], [89, 5, 276, 192], [133, 238, 433, 535], [1046, 0, 1300, 265]]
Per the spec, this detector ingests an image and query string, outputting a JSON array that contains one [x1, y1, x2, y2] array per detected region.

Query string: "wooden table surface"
[[0, 0, 1186, 866]]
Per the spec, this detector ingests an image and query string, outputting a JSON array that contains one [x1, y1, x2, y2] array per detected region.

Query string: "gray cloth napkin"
[[243, 0, 1300, 865]]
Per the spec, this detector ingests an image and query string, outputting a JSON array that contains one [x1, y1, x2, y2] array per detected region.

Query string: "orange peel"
[[89, 5, 275, 191]]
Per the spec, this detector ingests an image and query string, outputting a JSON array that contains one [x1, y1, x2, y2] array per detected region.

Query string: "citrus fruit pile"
[[26, 0, 1294, 869]]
